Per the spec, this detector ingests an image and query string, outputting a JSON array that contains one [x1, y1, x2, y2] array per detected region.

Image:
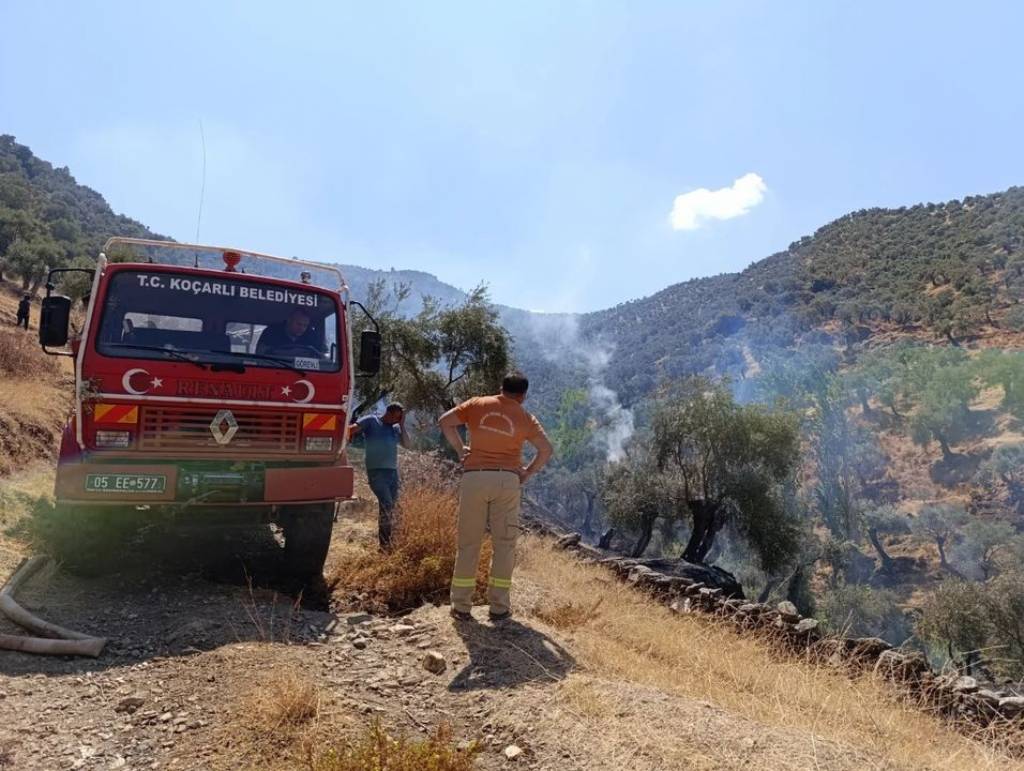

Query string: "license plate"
[[85, 473, 167, 494]]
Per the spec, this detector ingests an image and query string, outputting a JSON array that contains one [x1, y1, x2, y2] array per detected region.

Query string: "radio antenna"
[[194, 119, 207, 267]]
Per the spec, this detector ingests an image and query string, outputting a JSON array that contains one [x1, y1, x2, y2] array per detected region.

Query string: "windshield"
[[95, 270, 341, 372]]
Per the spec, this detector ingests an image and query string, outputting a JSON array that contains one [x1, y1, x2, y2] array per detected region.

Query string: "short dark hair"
[[385, 402, 404, 414], [501, 372, 529, 395]]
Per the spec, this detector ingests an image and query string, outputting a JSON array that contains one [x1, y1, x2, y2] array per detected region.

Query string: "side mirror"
[[358, 330, 381, 375], [40, 295, 72, 349]]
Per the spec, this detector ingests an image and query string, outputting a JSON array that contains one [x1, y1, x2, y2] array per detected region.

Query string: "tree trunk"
[[868, 527, 894, 573], [936, 434, 955, 461], [757, 579, 779, 604], [580, 493, 597, 538], [859, 391, 872, 416], [681, 500, 719, 564], [936, 536, 964, 578], [631, 516, 655, 558], [946, 329, 960, 347]]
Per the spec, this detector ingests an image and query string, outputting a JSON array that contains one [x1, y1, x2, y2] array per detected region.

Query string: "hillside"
[[1, 461, 1020, 770], [579, 187, 1024, 405], [0, 135, 166, 294]]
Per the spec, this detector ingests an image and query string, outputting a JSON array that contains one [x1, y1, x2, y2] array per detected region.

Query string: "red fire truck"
[[39, 238, 380, 578]]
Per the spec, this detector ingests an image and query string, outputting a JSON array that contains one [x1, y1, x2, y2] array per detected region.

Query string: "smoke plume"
[[528, 314, 634, 461]]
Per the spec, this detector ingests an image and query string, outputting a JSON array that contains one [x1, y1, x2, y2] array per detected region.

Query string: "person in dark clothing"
[[15, 295, 30, 330], [255, 308, 321, 355], [348, 403, 409, 548]]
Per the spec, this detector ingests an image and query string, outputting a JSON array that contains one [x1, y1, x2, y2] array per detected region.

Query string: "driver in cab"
[[256, 309, 321, 356]]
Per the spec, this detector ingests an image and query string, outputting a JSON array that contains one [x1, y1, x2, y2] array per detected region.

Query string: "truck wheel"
[[282, 503, 335, 580], [40, 505, 127, 577]]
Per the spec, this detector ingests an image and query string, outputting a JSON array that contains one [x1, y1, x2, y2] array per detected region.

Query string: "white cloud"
[[669, 172, 767, 231]]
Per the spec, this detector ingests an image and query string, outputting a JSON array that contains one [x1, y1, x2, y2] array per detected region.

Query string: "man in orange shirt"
[[438, 372, 554, 621]]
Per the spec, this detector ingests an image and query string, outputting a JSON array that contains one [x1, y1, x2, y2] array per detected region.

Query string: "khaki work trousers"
[[450, 470, 521, 615]]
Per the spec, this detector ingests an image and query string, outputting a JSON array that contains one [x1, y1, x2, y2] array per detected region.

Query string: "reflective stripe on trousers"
[[450, 470, 521, 615]]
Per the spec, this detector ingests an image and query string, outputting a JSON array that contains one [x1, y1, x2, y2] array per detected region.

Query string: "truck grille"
[[139, 407, 301, 454]]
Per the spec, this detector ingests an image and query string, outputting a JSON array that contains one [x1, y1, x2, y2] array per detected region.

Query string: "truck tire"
[[41, 505, 128, 577], [281, 503, 335, 580]]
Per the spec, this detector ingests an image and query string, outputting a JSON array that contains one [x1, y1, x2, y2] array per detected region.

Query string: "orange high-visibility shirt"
[[455, 394, 546, 471]]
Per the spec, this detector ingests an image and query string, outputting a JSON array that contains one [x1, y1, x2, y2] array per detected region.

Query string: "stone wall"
[[540, 528, 1024, 735]]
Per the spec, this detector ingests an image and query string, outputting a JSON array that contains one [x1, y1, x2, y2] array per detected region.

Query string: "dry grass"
[[534, 597, 603, 630], [331, 478, 492, 612], [237, 666, 324, 766], [247, 669, 321, 732], [0, 328, 58, 378], [308, 723, 479, 771], [514, 537, 1024, 770]]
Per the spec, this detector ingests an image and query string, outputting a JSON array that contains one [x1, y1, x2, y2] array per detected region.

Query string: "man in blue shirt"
[[349, 402, 409, 548]]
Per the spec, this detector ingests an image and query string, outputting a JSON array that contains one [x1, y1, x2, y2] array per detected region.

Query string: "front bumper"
[[56, 461, 353, 505]]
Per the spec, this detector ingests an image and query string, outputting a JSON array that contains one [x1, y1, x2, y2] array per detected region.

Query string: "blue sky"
[[2, 1, 1023, 312]]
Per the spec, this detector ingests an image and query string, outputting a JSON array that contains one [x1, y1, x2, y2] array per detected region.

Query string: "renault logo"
[[210, 409, 239, 445]]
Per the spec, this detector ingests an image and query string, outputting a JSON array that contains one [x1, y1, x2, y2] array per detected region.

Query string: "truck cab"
[[39, 238, 380, 579]]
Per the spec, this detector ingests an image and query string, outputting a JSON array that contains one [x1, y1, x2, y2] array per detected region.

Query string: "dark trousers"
[[16, 313, 28, 329], [367, 468, 400, 548]]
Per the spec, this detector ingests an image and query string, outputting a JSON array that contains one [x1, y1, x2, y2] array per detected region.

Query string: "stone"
[[849, 637, 891, 658], [627, 565, 656, 584], [776, 601, 800, 622], [618, 558, 744, 598], [391, 624, 416, 636], [998, 696, 1024, 713], [421, 651, 447, 674], [352, 639, 368, 650], [952, 676, 978, 694], [504, 744, 523, 760], [114, 696, 145, 714], [874, 650, 930, 682], [345, 613, 373, 626], [794, 618, 819, 635], [556, 533, 582, 549]]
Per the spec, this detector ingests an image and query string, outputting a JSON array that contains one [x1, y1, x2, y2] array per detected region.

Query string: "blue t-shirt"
[[357, 415, 401, 470]]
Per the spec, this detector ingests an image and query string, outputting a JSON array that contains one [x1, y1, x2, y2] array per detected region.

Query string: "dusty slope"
[[0, 466, 1019, 771], [0, 282, 72, 478]]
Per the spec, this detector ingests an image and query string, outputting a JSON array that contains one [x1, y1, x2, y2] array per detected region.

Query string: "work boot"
[[450, 608, 473, 621]]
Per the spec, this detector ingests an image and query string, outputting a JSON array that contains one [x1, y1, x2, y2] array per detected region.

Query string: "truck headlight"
[[304, 436, 333, 452], [95, 430, 131, 448]]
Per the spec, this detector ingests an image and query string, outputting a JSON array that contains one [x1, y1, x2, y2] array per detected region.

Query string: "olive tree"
[[977, 443, 1024, 513], [601, 449, 679, 558], [917, 573, 1024, 679], [650, 377, 803, 572], [862, 506, 911, 574], [908, 365, 978, 460], [350, 280, 511, 418], [910, 504, 967, 577]]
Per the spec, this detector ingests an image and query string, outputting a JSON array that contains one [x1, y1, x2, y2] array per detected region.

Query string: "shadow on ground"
[[448, 616, 575, 691], [1, 494, 342, 677]]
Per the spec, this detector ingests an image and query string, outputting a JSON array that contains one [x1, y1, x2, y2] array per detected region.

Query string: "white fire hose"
[[0, 556, 107, 657]]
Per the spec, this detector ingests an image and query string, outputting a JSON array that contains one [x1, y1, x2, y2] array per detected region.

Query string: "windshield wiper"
[[221, 351, 307, 375], [107, 343, 209, 370]]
